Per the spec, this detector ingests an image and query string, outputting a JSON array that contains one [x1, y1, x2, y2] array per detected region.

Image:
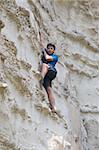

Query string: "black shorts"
[[43, 69, 57, 90]]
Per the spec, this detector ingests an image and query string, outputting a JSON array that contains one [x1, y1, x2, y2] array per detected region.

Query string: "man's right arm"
[[43, 50, 54, 61]]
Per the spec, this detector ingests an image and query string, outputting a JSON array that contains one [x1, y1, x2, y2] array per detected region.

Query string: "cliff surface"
[[0, 0, 99, 150]]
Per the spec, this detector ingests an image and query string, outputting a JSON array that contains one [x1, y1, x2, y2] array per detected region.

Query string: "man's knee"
[[43, 63, 49, 69]]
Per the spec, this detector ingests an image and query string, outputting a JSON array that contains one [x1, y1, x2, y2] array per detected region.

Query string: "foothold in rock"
[[0, 82, 8, 88], [0, 20, 5, 31]]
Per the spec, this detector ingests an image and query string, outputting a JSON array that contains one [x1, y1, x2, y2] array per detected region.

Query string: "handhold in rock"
[[65, 141, 71, 147]]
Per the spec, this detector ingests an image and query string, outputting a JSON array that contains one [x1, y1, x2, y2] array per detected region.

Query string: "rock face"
[[0, 0, 99, 150]]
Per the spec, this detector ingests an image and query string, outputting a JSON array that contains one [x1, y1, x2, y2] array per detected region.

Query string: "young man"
[[40, 43, 58, 112]]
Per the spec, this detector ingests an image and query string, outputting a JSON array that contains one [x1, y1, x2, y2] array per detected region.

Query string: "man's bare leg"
[[46, 86, 56, 112], [38, 63, 49, 89], [36, 63, 49, 80], [41, 63, 49, 78], [36, 63, 48, 79]]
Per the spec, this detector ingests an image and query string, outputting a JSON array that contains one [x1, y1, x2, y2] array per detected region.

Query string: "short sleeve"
[[52, 55, 58, 62]]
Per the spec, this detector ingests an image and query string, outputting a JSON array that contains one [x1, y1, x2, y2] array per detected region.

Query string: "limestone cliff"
[[0, 0, 99, 150]]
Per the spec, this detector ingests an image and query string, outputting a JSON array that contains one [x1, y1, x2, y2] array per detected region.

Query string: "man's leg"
[[36, 63, 48, 79], [38, 63, 49, 89], [46, 86, 56, 112], [43, 70, 57, 111], [41, 63, 49, 78]]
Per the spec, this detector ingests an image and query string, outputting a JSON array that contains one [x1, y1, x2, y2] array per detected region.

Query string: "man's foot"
[[51, 106, 57, 113], [49, 104, 62, 117], [49, 104, 57, 113], [35, 71, 42, 80]]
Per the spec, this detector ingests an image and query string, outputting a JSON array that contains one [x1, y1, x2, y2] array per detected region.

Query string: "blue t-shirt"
[[48, 54, 58, 68]]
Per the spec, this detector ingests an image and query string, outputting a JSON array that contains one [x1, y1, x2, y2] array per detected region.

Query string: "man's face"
[[47, 46, 55, 54]]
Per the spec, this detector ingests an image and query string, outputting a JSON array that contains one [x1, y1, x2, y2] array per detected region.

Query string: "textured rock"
[[0, 0, 99, 150]]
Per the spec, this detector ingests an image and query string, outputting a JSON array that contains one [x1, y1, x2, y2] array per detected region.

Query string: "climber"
[[38, 43, 58, 113]]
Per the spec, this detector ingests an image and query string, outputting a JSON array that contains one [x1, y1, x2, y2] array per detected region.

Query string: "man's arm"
[[43, 50, 53, 61]]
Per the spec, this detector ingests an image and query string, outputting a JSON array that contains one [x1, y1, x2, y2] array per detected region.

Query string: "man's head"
[[46, 43, 56, 54]]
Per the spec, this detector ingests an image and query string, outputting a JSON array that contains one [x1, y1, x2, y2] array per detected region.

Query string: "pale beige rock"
[[0, 0, 99, 150]]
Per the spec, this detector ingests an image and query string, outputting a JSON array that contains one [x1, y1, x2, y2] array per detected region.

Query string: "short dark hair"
[[47, 43, 56, 50]]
